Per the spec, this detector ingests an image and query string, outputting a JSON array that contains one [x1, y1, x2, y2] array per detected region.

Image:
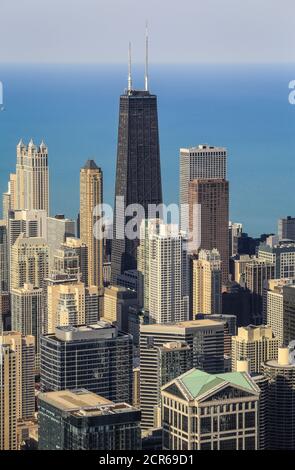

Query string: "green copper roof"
[[179, 369, 256, 400]]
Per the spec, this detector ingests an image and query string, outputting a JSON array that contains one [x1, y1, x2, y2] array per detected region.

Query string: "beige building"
[[189, 178, 229, 284], [2, 173, 17, 219], [233, 254, 253, 284], [0, 332, 35, 450], [231, 325, 279, 373], [80, 160, 103, 289], [161, 368, 260, 450], [264, 279, 294, 346], [138, 221, 189, 324], [192, 248, 221, 316], [54, 237, 88, 285], [103, 285, 137, 331], [46, 281, 86, 334], [16, 139, 49, 215], [10, 234, 49, 290], [11, 283, 44, 369]]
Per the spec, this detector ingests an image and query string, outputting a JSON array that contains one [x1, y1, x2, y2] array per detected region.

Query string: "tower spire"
[[144, 21, 149, 91], [128, 42, 132, 92]]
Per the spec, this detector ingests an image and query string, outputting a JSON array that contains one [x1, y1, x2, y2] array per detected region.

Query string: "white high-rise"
[[179, 144, 227, 230], [138, 220, 189, 324], [16, 139, 49, 215]]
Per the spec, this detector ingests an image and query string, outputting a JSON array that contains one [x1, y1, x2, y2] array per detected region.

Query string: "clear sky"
[[1, 0, 294, 64]]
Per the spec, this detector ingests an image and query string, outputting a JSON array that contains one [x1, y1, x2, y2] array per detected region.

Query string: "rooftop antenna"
[[144, 21, 149, 91], [128, 42, 132, 92]]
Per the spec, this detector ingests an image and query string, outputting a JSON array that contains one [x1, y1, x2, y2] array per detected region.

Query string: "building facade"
[[161, 368, 260, 450], [38, 389, 141, 450], [40, 322, 133, 404]]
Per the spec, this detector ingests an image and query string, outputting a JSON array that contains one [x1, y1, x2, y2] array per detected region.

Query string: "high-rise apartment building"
[[47, 215, 75, 267], [278, 216, 295, 241], [0, 221, 8, 292], [0, 332, 35, 449], [40, 322, 133, 404], [138, 221, 189, 324], [140, 320, 224, 429], [245, 259, 275, 324], [8, 209, 47, 248], [38, 389, 141, 450], [80, 160, 103, 289], [189, 178, 229, 284], [11, 283, 44, 368], [46, 281, 86, 334], [192, 248, 222, 316], [103, 285, 137, 332], [10, 234, 49, 290], [2, 173, 16, 220], [264, 279, 295, 345], [15, 139, 49, 215], [54, 237, 88, 285], [111, 65, 162, 282], [231, 325, 279, 373], [283, 285, 295, 345], [229, 221, 243, 256], [261, 347, 295, 449], [162, 368, 260, 450], [179, 145, 227, 231], [258, 241, 295, 279]]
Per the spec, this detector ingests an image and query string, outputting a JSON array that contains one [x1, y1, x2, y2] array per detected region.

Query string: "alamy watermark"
[[93, 198, 202, 252], [288, 80, 295, 104]]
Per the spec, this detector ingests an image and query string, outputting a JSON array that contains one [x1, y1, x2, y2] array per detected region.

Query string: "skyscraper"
[[140, 319, 224, 429], [47, 215, 75, 267], [261, 347, 295, 450], [278, 216, 295, 241], [162, 368, 260, 450], [192, 248, 222, 316], [245, 259, 275, 324], [179, 145, 227, 231], [189, 178, 229, 284], [15, 139, 49, 215], [231, 325, 279, 373], [111, 41, 162, 282], [10, 234, 49, 290], [138, 221, 189, 324], [11, 283, 44, 369], [40, 322, 133, 404], [0, 332, 35, 449], [80, 160, 103, 289], [38, 389, 141, 450]]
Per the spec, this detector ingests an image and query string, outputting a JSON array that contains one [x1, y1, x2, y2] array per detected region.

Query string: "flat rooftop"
[[39, 389, 137, 417], [39, 389, 111, 411], [141, 319, 224, 333]]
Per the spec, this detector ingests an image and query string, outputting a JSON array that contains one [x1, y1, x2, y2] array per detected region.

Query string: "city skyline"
[[2, 2, 295, 454]]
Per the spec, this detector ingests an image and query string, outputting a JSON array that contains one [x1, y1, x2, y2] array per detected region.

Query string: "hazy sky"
[[1, 0, 295, 63]]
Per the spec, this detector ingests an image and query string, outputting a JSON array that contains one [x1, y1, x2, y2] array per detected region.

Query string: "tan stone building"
[[192, 248, 222, 316], [0, 332, 35, 450], [16, 139, 49, 215], [80, 160, 103, 289], [231, 325, 279, 373]]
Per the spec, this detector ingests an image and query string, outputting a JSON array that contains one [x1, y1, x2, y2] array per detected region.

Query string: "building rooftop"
[[82, 159, 100, 171], [163, 368, 259, 401], [39, 389, 111, 411], [39, 389, 138, 417], [141, 319, 224, 333]]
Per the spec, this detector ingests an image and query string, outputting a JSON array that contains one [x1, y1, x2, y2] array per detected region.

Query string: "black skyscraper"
[[111, 40, 162, 282]]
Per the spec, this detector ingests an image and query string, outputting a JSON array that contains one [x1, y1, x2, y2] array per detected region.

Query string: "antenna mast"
[[128, 42, 132, 92], [144, 21, 149, 91]]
